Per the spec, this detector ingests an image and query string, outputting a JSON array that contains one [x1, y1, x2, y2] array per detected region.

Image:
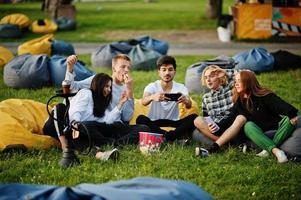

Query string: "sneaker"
[[256, 150, 269, 158], [207, 142, 221, 153], [275, 150, 288, 163], [95, 148, 119, 161], [195, 147, 209, 157]]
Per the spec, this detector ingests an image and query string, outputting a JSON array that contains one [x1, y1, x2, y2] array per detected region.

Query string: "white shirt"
[[144, 80, 189, 121], [64, 71, 134, 122], [68, 89, 121, 124]]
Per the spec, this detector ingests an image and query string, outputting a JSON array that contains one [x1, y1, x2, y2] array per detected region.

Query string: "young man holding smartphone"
[[136, 55, 198, 142]]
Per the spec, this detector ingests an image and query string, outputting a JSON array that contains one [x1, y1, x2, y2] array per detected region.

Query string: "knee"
[[194, 116, 205, 127], [244, 121, 256, 134], [136, 115, 148, 124], [235, 115, 247, 124]]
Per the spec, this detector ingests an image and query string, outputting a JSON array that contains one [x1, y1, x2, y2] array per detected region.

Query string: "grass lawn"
[[0, 0, 234, 43], [0, 54, 301, 199]]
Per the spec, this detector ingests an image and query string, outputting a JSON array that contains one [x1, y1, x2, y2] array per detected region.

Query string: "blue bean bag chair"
[[48, 55, 95, 86], [3, 54, 50, 89], [51, 40, 75, 56], [136, 35, 169, 55], [91, 42, 133, 68], [128, 44, 162, 71], [54, 17, 76, 31], [233, 47, 274, 72], [0, 177, 212, 200], [0, 24, 22, 38]]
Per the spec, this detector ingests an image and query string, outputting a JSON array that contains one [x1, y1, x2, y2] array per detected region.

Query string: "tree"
[[206, 0, 223, 19]]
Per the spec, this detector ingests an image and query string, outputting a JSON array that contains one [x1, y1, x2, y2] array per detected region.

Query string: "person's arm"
[[64, 55, 94, 91], [120, 98, 134, 122], [141, 92, 165, 106], [97, 91, 127, 124], [202, 97, 209, 117], [69, 89, 91, 123], [141, 83, 165, 106], [177, 85, 191, 109], [264, 93, 299, 121]]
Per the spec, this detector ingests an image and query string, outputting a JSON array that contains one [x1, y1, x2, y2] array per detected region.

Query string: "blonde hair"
[[112, 54, 131, 66], [201, 65, 227, 86]]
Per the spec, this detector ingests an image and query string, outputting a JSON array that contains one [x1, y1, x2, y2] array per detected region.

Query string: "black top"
[[226, 93, 298, 131]]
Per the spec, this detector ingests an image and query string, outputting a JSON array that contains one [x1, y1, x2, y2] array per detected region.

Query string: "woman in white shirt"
[[70, 73, 149, 152]]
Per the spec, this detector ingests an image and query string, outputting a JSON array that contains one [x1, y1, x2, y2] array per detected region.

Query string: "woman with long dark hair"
[[47, 73, 149, 161], [232, 70, 298, 163]]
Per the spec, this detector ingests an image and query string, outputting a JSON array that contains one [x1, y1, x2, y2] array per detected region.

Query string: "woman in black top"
[[232, 70, 298, 163]]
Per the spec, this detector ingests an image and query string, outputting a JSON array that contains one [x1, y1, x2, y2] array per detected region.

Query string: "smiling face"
[[112, 58, 131, 83], [203, 69, 221, 90], [103, 80, 112, 97], [158, 64, 176, 83]]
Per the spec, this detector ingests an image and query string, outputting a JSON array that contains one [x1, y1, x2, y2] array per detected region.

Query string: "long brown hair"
[[232, 70, 271, 112], [90, 73, 112, 117]]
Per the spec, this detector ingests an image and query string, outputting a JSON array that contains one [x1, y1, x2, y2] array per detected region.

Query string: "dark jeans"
[[136, 114, 198, 141], [74, 121, 150, 149]]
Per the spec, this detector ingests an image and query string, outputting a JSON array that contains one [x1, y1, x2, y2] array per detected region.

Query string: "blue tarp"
[[0, 177, 212, 200]]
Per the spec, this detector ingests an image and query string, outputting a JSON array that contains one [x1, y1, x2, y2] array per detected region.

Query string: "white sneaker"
[[95, 148, 119, 161], [256, 150, 269, 158], [275, 150, 288, 163]]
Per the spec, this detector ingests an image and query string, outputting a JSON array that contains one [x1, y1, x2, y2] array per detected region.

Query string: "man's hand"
[[66, 55, 77, 73], [152, 92, 167, 102], [177, 94, 192, 108], [123, 73, 133, 98]]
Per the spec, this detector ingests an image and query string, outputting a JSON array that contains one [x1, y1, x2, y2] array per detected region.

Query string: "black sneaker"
[[207, 142, 221, 153]]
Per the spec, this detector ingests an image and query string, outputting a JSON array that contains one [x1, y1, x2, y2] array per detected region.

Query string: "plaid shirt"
[[201, 69, 236, 123]]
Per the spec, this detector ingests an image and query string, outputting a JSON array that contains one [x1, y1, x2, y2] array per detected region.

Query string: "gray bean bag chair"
[[129, 44, 162, 71], [136, 35, 169, 55], [91, 42, 133, 68], [4, 54, 50, 89]]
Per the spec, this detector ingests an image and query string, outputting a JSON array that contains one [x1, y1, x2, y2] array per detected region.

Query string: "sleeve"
[[264, 93, 298, 118], [202, 97, 208, 117], [69, 90, 91, 122], [65, 71, 94, 92], [225, 68, 237, 85], [120, 98, 134, 122], [97, 106, 122, 124], [144, 82, 155, 94]]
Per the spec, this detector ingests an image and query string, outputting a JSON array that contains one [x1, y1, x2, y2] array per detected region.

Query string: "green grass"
[[0, 55, 301, 199], [0, 0, 234, 43]]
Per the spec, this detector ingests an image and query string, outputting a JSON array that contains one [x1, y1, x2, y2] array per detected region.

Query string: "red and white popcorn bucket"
[[139, 132, 164, 155]]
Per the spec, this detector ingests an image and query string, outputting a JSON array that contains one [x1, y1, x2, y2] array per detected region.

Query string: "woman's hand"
[[208, 123, 219, 133], [117, 91, 128, 110], [66, 55, 77, 73], [290, 116, 298, 126]]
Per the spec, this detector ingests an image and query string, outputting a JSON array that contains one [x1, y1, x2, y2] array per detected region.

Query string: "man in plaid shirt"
[[194, 65, 246, 154]]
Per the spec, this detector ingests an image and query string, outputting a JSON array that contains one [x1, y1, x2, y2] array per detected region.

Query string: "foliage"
[[0, 0, 233, 43]]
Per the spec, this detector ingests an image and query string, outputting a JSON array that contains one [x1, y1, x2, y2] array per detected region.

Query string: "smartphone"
[[164, 93, 181, 101], [204, 116, 220, 133]]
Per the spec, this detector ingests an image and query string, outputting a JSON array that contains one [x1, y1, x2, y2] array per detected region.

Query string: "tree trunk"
[[206, 0, 223, 19]]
